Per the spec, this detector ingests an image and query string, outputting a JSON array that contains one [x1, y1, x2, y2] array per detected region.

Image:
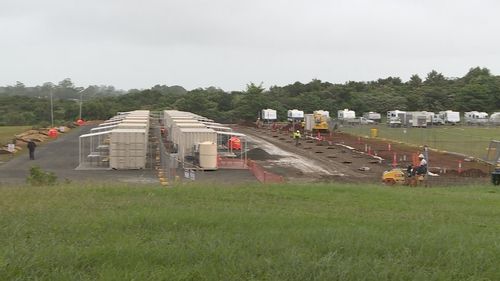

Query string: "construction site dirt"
[[235, 125, 491, 186]]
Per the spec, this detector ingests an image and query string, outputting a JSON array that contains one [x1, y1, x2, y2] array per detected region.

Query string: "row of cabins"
[[262, 108, 500, 127], [163, 110, 245, 170], [387, 110, 500, 127], [262, 109, 380, 123], [79, 110, 150, 169]]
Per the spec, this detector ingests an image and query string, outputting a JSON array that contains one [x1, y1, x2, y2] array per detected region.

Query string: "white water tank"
[[199, 142, 217, 170]]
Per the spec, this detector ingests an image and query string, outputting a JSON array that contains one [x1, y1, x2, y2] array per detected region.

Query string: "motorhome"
[[287, 109, 304, 121], [439, 110, 460, 124], [490, 112, 500, 125], [337, 109, 355, 120], [464, 111, 489, 125], [386, 110, 406, 127], [363, 112, 381, 122]]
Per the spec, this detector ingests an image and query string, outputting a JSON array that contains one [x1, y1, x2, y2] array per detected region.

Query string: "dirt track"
[[237, 126, 389, 183], [236, 125, 491, 185]]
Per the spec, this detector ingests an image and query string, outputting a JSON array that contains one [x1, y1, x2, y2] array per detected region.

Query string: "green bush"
[[26, 166, 57, 186]]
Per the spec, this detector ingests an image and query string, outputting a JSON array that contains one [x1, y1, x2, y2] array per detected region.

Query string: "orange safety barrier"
[[412, 153, 419, 167], [228, 137, 241, 150], [247, 160, 284, 183], [217, 157, 248, 169]]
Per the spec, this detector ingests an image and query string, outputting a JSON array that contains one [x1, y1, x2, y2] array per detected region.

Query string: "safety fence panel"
[[247, 160, 284, 183], [217, 157, 248, 169]]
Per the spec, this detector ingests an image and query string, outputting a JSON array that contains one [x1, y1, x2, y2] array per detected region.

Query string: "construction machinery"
[[382, 166, 426, 186], [382, 169, 406, 185], [485, 140, 500, 185], [492, 163, 500, 185], [312, 111, 329, 131]]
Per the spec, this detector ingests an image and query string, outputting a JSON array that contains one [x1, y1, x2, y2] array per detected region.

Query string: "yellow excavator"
[[313, 111, 329, 131]]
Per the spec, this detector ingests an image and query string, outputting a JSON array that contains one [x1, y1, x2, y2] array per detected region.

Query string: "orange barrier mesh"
[[412, 153, 419, 167], [217, 157, 248, 169], [247, 159, 284, 183]]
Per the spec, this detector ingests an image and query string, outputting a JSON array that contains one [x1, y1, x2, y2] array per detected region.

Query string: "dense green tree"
[[1, 69, 499, 126]]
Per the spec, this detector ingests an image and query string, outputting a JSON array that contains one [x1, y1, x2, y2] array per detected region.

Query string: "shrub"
[[26, 166, 57, 186]]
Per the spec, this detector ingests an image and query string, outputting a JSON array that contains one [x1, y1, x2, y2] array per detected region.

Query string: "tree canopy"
[[1, 67, 499, 126]]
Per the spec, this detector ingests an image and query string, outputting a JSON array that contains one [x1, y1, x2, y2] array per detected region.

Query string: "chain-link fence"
[[341, 124, 500, 160]]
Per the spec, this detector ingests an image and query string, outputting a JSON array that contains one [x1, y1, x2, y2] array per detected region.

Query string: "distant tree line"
[[1, 67, 499, 126]]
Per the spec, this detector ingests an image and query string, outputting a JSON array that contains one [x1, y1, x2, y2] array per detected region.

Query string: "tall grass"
[[1, 183, 499, 280], [0, 126, 32, 145], [342, 125, 500, 159]]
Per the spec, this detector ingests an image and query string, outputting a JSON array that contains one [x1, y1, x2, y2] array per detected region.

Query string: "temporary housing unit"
[[175, 128, 217, 163], [98, 120, 122, 127], [406, 112, 429, 127], [109, 128, 148, 169], [205, 124, 232, 132], [363, 112, 381, 121], [164, 110, 214, 126], [287, 109, 304, 121], [90, 124, 118, 133], [465, 111, 489, 124], [337, 109, 355, 120], [124, 116, 149, 121], [304, 114, 315, 131], [489, 112, 500, 125], [387, 110, 406, 127], [439, 110, 460, 124], [170, 123, 207, 142], [261, 109, 277, 121], [431, 113, 445, 125], [117, 123, 149, 131]]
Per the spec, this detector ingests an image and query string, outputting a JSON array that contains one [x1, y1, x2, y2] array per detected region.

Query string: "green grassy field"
[[0, 126, 32, 162], [1, 183, 499, 280], [0, 125, 32, 145], [342, 125, 500, 159]]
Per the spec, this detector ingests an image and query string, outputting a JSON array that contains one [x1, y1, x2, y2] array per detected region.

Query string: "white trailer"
[[489, 112, 500, 125], [261, 109, 277, 121], [465, 111, 489, 125], [337, 109, 355, 120], [439, 110, 460, 124], [387, 110, 406, 127], [408, 112, 428, 127], [363, 112, 381, 122], [287, 109, 304, 121]]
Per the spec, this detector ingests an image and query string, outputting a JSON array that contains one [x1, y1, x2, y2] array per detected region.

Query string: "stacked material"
[[80, 110, 150, 169], [163, 110, 217, 169]]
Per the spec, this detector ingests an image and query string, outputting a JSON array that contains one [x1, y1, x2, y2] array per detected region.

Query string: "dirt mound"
[[442, 169, 488, 178], [246, 148, 281, 160]]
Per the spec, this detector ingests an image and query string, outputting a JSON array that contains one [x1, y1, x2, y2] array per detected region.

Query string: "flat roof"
[[80, 131, 111, 138], [111, 129, 147, 133], [216, 131, 246, 137], [91, 125, 117, 131], [174, 123, 206, 127], [178, 128, 216, 133], [206, 125, 232, 131]]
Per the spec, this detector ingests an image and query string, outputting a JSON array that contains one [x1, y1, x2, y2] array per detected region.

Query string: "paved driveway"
[[0, 125, 158, 185]]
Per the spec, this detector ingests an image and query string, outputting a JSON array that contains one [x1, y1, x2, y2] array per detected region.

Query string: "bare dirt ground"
[[236, 125, 491, 185]]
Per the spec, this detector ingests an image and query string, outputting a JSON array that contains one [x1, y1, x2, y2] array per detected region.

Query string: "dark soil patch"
[[246, 148, 282, 161]]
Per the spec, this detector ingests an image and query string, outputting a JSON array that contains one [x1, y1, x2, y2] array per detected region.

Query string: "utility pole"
[[79, 89, 83, 120], [78, 87, 88, 120], [50, 88, 54, 127]]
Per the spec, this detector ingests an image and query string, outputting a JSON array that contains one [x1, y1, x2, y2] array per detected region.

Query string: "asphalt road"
[[0, 125, 158, 185]]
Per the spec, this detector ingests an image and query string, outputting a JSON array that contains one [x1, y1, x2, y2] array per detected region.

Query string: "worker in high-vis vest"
[[293, 130, 301, 146]]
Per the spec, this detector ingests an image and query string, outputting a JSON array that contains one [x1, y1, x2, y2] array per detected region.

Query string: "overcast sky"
[[1, 0, 499, 91]]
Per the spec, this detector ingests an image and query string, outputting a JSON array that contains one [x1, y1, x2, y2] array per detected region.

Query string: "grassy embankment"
[[1, 183, 499, 280], [342, 125, 500, 159], [0, 126, 32, 162]]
